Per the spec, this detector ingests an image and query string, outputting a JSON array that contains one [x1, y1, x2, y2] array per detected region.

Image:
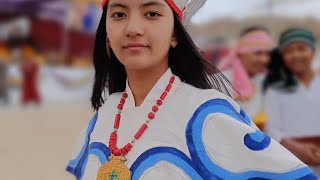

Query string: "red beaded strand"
[[134, 124, 148, 140], [108, 76, 175, 157]]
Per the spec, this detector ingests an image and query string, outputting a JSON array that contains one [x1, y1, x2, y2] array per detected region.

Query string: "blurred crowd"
[[212, 26, 320, 174]]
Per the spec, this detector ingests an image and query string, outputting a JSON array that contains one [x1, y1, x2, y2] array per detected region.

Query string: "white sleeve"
[[264, 89, 286, 142], [200, 113, 313, 179]]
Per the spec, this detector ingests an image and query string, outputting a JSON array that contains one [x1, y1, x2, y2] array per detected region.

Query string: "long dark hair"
[[91, 9, 231, 111], [263, 48, 298, 93]]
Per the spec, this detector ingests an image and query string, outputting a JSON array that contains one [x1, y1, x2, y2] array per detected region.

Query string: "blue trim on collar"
[[89, 142, 110, 164], [66, 112, 98, 179], [80, 142, 111, 179]]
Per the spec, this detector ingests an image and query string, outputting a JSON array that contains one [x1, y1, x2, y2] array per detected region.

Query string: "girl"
[[67, 1, 317, 179], [264, 28, 320, 176]]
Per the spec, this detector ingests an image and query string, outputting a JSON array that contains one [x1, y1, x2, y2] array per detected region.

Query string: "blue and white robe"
[[67, 69, 318, 180]]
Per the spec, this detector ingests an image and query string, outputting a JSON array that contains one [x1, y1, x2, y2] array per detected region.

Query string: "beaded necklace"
[[97, 76, 176, 180]]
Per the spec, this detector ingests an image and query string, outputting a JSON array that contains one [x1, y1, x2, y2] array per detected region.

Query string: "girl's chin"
[[122, 61, 152, 70]]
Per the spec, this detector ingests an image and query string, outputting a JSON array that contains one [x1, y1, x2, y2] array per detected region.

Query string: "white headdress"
[[101, 0, 207, 25]]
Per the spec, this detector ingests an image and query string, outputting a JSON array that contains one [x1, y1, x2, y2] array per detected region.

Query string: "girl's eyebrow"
[[108, 2, 128, 10]]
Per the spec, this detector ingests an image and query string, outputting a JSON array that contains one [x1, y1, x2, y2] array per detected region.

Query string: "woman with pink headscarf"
[[219, 26, 273, 129]]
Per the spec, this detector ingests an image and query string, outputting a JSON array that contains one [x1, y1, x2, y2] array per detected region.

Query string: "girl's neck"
[[126, 63, 169, 107], [296, 70, 314, 88]]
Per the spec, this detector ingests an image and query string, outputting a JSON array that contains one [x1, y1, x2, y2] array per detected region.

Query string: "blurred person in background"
[[20, 46, 41, 105], [0, 57, 9, 105], [66, 0, 318, 179], [218, 26, 273, 130], [263, 28, 320, 175]]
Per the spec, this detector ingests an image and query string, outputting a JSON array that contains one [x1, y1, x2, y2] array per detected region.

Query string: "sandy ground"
[[0, 102, 94, 180]]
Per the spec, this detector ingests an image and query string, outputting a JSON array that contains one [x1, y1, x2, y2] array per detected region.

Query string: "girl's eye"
[[145, 12, 161, 17], [112, 12, 126, 18]]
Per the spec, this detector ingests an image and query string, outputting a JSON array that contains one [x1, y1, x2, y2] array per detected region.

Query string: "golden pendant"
[[97, 156, 131, 180]]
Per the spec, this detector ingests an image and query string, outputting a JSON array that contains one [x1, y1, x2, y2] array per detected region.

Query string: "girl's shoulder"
[[180, 82, 241, 113], [175, 83, 250, 128], [101, 92, 123, 107]]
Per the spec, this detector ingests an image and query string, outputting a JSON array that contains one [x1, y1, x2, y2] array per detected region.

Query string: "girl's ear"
[[106, 37, 112, 58], [170, 31, 178, 48]]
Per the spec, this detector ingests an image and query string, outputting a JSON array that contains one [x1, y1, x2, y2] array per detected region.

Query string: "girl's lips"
[[123, 43, 149, 52], [125, 46, 147, 51], [123, 43, 148, 50]]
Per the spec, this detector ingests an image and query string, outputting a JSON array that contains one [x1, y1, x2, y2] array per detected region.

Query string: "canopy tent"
[[0, 0, 64, 14], [0, 0, 101, 58], [0, 0, 101, 32], [0, 0, 68, 24]]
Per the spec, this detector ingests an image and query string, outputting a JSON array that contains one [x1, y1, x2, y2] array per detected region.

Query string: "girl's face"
[[106, 0, 177, 71], [281, 42, 314, 75]]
